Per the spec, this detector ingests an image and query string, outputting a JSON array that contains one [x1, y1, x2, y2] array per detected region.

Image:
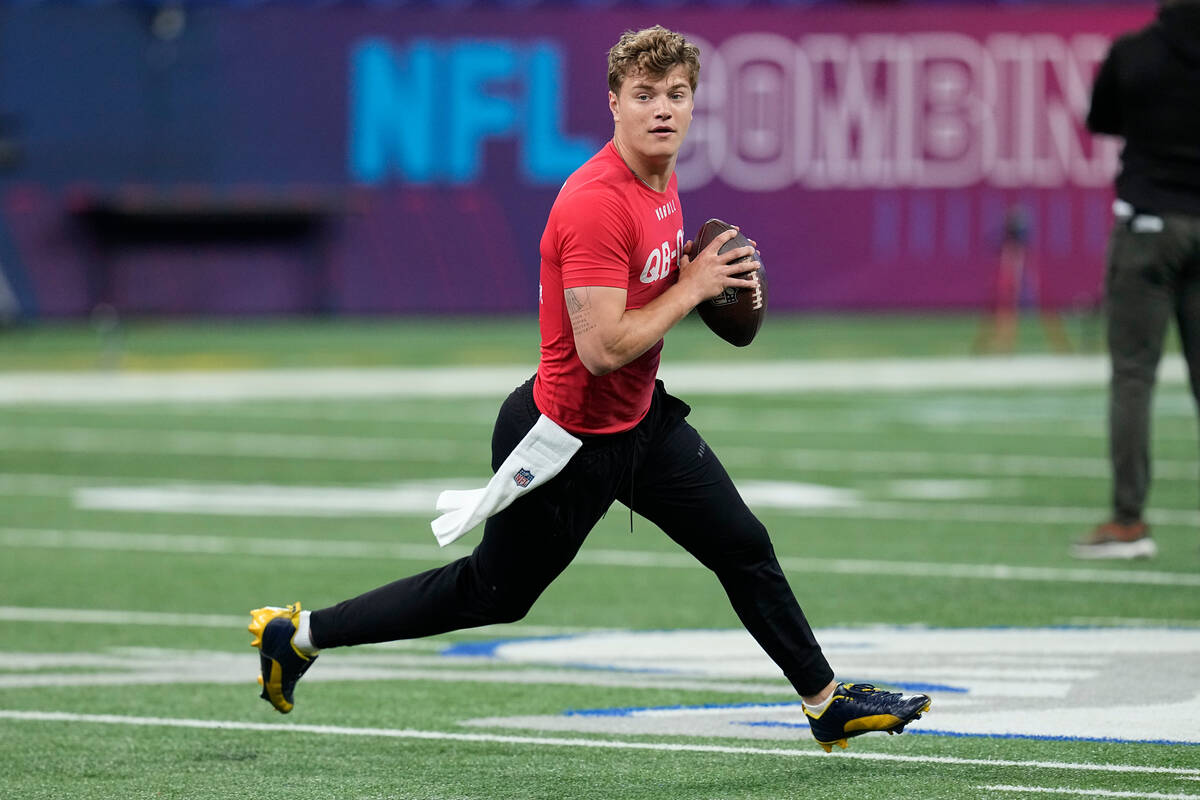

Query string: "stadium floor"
[[0, 314, 1196, 800]]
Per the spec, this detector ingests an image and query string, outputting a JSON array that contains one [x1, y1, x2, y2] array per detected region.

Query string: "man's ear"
[[609, 91, 619, 122]]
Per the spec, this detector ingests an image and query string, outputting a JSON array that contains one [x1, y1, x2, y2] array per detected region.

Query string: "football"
[[692, 218, 767, 347]]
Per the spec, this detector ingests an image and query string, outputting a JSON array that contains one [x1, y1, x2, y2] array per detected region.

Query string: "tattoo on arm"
[[565, 288, 597, 334]]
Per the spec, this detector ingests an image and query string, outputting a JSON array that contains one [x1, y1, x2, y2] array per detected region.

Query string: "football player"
[[250, 25, 930, 752]]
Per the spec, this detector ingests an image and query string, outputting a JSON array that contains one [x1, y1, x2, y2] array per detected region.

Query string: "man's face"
[[609, 65, 694, 161]]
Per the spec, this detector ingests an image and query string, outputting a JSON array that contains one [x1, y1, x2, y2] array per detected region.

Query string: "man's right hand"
[[678, 227, 760, 307]]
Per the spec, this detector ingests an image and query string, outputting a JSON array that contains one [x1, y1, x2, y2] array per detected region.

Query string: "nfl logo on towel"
[[513, 468, 535, 488]]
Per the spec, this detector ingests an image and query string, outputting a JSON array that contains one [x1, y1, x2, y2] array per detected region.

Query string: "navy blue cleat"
[[248, 603, 317, 714], [804, 683, 931, 752]]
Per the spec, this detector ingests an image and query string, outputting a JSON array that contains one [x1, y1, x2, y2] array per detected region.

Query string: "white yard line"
[[8, 469, 1200, 526], [0, 355, 1187, 406], [980, 785, 1200, 799], [0, 710, 1195, 776], [50, 477, 1200, 527], [763, 449, 1198, 482], [0, 605, 607, 640], [19, 398, 1196, 442], [1064, 617, 1200, 628], [0, 606, 245, 628], [4, 527, 1198, 588], [3, 425, 1195, 482], [0, 428, 483, 462]]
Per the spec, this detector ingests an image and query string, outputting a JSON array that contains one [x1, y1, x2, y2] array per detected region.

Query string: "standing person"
[[249, 25, 930, 752], [1075, 0, 1200, 560]]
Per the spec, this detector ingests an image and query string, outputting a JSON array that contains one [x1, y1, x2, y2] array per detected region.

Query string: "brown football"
[[693, 218, 767, 347]]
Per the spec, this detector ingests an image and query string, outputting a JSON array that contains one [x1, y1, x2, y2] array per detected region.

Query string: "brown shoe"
[[1072, 521, 1156, 560]]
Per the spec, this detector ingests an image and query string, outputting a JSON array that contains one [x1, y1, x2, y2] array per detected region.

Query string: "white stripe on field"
[[5, 469, 1200, 527], [30, 396, 1196, 441], [1064, 617, 1200, 628], [4, 421, 1195, 483], [979, 785, 1200, 799], [762, 449, 1198, 482], [770, 499, 1200, 527], [57, 478, 1200, 528], [4, 527, 1198, 588], [0, 606, 244, 628], [0, 606, 608, 639], [0, 427, 483, 463], [0, 710, 1196, 776], [0, 355, 1186, 406], [68, 480, 855, 517]]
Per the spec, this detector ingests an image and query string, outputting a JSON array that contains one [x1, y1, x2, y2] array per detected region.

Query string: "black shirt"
[[1087, 3, 1200, 215]]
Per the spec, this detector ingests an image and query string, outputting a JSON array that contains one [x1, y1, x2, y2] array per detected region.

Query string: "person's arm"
[[1086, 43, 1123, 136], [567, 228, 757, 376]]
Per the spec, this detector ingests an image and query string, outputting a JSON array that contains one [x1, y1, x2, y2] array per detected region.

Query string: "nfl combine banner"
[[0, 5, 1152, 316]]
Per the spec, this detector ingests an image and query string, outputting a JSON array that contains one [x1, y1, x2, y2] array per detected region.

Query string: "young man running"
[[250, 25, 930, 753]]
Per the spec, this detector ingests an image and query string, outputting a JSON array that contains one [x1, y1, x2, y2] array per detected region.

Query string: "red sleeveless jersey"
[[534, 142, 685, 434]]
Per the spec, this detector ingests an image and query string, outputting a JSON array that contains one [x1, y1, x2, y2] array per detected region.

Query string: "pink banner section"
[[662, 6, 1152, 311]]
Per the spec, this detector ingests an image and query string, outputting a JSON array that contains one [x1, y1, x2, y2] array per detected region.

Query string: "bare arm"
[[568, 228, 758, 376]]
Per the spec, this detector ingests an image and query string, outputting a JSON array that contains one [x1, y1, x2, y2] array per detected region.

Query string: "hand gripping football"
[[693, 218, 767, 347]]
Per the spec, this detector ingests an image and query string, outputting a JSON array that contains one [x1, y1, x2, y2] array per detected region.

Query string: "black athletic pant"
[[311, 377, 835, 697], [1105, 212, 1200, 523]]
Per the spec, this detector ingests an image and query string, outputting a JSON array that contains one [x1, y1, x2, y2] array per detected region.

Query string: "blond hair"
[[607, 26, 700, 94]]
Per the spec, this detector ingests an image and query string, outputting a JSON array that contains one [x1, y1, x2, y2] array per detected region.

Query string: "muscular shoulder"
[[549, 165, 640, 259]]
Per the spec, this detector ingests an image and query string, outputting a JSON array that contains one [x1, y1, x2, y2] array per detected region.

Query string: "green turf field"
[[0, 314, 1196, 800]]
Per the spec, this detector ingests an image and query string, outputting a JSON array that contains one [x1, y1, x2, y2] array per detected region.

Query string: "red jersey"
[[534, 141, 685, 434]]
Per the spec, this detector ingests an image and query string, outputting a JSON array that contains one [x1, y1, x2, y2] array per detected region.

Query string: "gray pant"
[[1105, 210, 1200, 523]]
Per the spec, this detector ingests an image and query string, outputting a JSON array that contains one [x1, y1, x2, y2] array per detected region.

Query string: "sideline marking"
[[4, 527, 1199, 587], [980, 786, 1200, 800], [0, 710, 1196, 776], [0, 355, 1186, 406]]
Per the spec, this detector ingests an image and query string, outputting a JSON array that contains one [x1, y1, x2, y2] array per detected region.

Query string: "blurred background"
[[0, 0, 1153, 338]]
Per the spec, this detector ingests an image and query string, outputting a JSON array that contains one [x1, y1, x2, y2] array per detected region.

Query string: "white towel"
[[430, 414, 582, 547]]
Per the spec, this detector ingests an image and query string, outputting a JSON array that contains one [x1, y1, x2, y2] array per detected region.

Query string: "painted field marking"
[[1066, 617, 1200, 628], [764, 448, 1198, 482], [5, 401, 502, 426], [0, 427, 482, 463], [980, 786, 1200, 799], [52, 476, 1200, 527], [0, 355, 1187, 406], [0, 647, 800, 695], [0, 605, 607, 640], [11, 470, 1200, 531], [459, 627, 1200, 745], [0, 606, 245, 628], [19, 392, 1194, 445], [69, 479, 855, 517], [4, 421, 1196, 483], [4, 527, 1199, 587], [0, 710, 1196, 777], [7, 469, 1200, 525]]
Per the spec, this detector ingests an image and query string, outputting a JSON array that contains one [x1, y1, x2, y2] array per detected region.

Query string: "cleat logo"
[[513, 468, 535, 488]]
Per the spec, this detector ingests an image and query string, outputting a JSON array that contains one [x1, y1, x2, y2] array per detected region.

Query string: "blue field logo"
[[445, 626, 1200, 747], [513, 468, 535, 488]]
